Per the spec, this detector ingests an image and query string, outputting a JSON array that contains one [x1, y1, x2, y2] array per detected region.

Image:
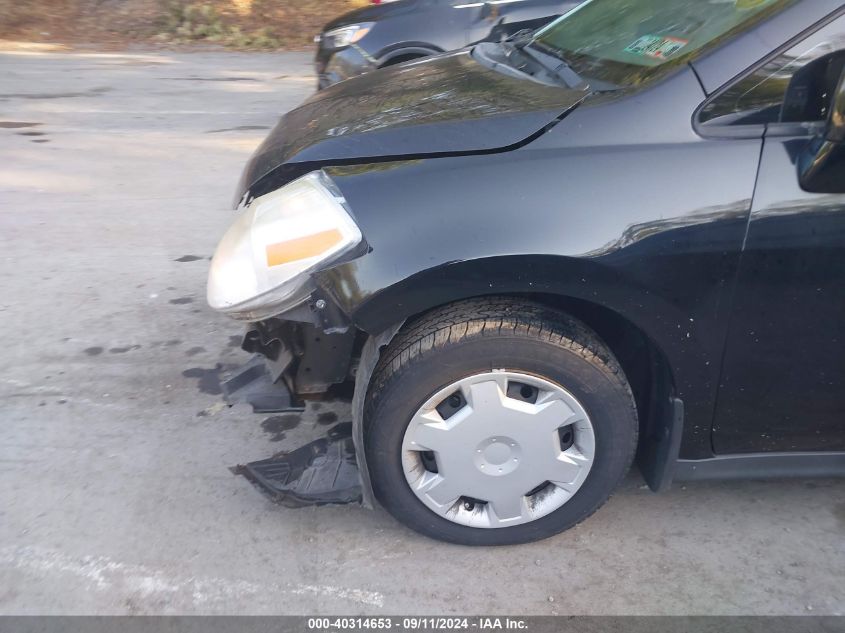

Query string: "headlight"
[[207, 171, 362, 321], [323, 23, 373, 48]]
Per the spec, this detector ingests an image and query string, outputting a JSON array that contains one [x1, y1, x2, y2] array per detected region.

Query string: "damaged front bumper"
[[222, 291, 401, 509], [220, 289, 358, 414], [233, 423, 362, 507]]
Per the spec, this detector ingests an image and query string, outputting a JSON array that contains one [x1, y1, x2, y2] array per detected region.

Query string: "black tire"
[[364, 297, 638, 545]]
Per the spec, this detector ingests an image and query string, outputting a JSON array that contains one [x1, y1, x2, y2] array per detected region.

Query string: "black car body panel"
[[315, 0, 581, 88], [313, 68, 764, 462], [238, 50, 587, 201], [229, 0, 845, 491], [712, 136, 845, 454]]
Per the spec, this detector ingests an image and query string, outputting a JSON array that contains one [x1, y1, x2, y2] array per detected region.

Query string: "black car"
[[209, 0, 845, 545], [314, 0, 581, 88]]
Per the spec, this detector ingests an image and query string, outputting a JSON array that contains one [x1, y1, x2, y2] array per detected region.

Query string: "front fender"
[[337, 255, 694, 348], [314, 141, 756, 461], [322, 253, 715, 390], [342, 255, 679, 507], [318, 249, 731, 462], [319, 148, 748, 377]]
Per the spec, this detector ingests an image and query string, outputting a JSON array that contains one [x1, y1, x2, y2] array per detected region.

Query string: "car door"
[[698, 14, 845, 454]]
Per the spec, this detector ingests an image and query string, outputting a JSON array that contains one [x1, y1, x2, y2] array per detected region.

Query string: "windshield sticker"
[[624, 35, 689, 60]]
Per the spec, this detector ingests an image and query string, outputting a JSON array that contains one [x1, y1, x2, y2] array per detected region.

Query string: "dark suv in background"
[[314, 0, 580, 88]]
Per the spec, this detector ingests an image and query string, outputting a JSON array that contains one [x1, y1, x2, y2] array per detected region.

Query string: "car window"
[[531, 0, 799, 87], [699, 15, 845, 129]]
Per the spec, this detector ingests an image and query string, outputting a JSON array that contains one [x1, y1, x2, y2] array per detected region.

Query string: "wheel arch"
[[342, 255, 701, 388], [375, 290, 678, 480], [350, 289, 680, 522], [336, 256, 696, 489], [375, 43, 443, 66]]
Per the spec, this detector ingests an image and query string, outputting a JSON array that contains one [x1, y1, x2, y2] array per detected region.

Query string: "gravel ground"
[[0, 49, 843, 616]]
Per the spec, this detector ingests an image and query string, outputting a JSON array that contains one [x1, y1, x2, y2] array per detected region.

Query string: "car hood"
[[321, 0, 416, 31], [237, 50, 587, 202]]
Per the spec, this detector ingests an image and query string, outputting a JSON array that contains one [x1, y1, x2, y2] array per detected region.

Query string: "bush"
[[157, 1, 284, 49]]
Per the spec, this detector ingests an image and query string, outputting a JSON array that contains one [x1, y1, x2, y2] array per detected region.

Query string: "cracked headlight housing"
[[207, 171, 362, 321]]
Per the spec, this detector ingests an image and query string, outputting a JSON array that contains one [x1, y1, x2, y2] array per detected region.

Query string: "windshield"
[[532, 0, 799, 87]]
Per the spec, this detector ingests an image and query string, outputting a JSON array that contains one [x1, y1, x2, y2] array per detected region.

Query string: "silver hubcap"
[[401, 370, 595, 528]]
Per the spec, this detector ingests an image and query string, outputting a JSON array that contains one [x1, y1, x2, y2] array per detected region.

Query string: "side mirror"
[[799, 67, 845, 193]]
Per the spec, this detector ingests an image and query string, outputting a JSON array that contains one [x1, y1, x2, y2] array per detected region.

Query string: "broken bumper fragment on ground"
[[223, 355, 362, 507]]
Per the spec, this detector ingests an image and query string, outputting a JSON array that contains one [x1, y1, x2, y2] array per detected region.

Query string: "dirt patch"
[[167, 76, 258, 82], [834, 503, 845, 530], [0, 121, 42, 128], [0, 87, 111, 99], [317, 411, 338, 425], [182, 365, 223, 395], [0, 0, 368, 50], [261, 414, 301, 441], [109, 345, 142, 353]]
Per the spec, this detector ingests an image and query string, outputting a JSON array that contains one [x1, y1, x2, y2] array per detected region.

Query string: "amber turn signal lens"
[[265, 228, 343, 267]]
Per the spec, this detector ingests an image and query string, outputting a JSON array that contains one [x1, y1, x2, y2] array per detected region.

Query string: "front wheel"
[[364, 298, 638, 545]]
